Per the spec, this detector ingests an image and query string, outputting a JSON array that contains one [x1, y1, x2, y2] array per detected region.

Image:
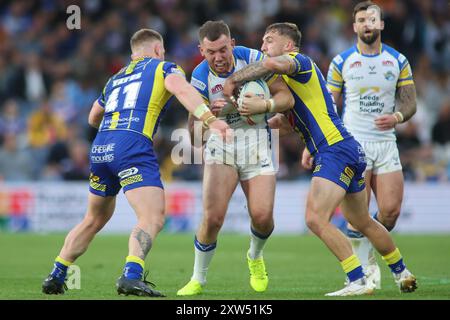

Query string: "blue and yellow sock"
[[382, 248, 405, 274], [50, 256, 72, 284], [341, 254, 365, 282], [123, 255, 144, 280]]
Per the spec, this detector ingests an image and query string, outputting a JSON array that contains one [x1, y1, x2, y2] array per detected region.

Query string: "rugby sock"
[[123, 255, 144, 280], [248, 226, 273, 260], [382, 248, 406, 274], [192, 236, 216, 285], [50, 256, 72, 284], [341, 254, 365, 282]]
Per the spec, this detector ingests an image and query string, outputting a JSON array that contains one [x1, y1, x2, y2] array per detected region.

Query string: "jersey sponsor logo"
[[260, 157, 270, 168], [313, 164, 321, 173], [335, 55, 344, 64], [103, 116, 140, 127], [359, 87, 384, 113], [225, 112, 241, 124], [91, 143, 115, 153], [249, 49, 259, 63], [118, 167, 139, 179], [398, 54, 406, 64], [91, 154, 114, 163], [382, 60, 394, 67], [384, 71, 396, 81], [112, 72, 142, 87], [170, 67, 184, 76], [349, 61, 362, 69], [211, 83, 223, 94], [349, 74, 364, 81], [369, 65, 377, 74], [191, 77, 206, 91]]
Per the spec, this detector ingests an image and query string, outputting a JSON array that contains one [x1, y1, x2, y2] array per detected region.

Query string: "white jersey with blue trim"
[[327, 43, 414, 142], [190, 46, 270, 130]]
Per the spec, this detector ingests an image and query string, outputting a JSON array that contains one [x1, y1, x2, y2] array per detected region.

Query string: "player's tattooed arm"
[[224, 55, 297, 98], [228, 55, 296, 84], [396, 84, 417, 122], [131, 227, 153, 259]]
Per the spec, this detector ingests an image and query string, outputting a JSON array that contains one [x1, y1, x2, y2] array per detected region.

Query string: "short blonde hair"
[[130, 29, 163, 51]]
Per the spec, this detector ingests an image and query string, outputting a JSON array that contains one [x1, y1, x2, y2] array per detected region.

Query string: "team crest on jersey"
[[384, 71, 395, 81]]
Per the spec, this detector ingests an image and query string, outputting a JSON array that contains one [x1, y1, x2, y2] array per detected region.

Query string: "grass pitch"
[[0, 233, 449, 300]]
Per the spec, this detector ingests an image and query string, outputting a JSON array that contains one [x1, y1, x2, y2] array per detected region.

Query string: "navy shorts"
[[89, 131, 163, 197], [312, 139, 367, 193]]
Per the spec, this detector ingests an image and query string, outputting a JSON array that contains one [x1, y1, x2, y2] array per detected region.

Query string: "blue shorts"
[[89, 131, 163, 197], [312, 139, 367, 193]]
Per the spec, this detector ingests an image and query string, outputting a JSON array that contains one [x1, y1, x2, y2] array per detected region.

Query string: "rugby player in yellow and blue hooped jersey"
[[224, 22, 417, 296], [42, 29, 230, 297]]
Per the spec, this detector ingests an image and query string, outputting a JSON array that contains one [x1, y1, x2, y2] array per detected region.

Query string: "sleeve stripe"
[[200, 94, 210, 102], [327, 80, 342, 87], [397, 80, 414, 87], [327, 82, 343, 89], [331, 62, 342, 75], [400, 61, 410, 71], [398, 77, 413, 81], [328, 85, 342, 92]]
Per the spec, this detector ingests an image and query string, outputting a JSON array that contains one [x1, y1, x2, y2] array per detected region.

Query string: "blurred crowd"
[[0, 0, 449, 183]]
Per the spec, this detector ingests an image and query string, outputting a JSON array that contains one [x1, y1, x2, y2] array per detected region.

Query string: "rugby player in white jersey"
[[177, 20, 294, 296], [327, 1, 417, 289]]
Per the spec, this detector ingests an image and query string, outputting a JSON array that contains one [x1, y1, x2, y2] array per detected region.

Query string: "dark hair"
[[198, 20, 231, 42], [265, 23, 302, 49], [130, 28, 163, 51], [353, 1, 384, 22]]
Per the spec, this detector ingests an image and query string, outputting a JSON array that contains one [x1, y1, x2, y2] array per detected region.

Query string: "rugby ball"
[[237, 79, 270, 125]]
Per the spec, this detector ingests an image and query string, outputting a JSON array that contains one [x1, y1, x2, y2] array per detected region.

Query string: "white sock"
[[248, 230, 270, 260], [191, 244, 216, 285], [350, 236, 375, 268]]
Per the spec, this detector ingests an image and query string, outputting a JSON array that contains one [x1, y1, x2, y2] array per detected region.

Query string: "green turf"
[[0, 233, 449, 300]]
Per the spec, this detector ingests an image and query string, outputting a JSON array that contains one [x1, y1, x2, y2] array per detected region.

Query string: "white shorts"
[[204, 131, 276, 181], [360, 140, 402, 175]]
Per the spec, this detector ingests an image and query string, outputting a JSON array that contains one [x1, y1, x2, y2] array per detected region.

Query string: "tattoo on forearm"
[[396, 84, 417, 122], [229, 61, 271, 84], [276, 55, 297, 75], [132, 227, 153, 259]]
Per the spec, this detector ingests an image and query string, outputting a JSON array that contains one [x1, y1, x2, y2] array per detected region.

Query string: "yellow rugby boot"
[[176, 279, 203, 296], [247, 252, 268, 292]]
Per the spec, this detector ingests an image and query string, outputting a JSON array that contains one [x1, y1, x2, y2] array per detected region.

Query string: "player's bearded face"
[[200, 34, 234, 74], [354, 10, 382, 45]]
